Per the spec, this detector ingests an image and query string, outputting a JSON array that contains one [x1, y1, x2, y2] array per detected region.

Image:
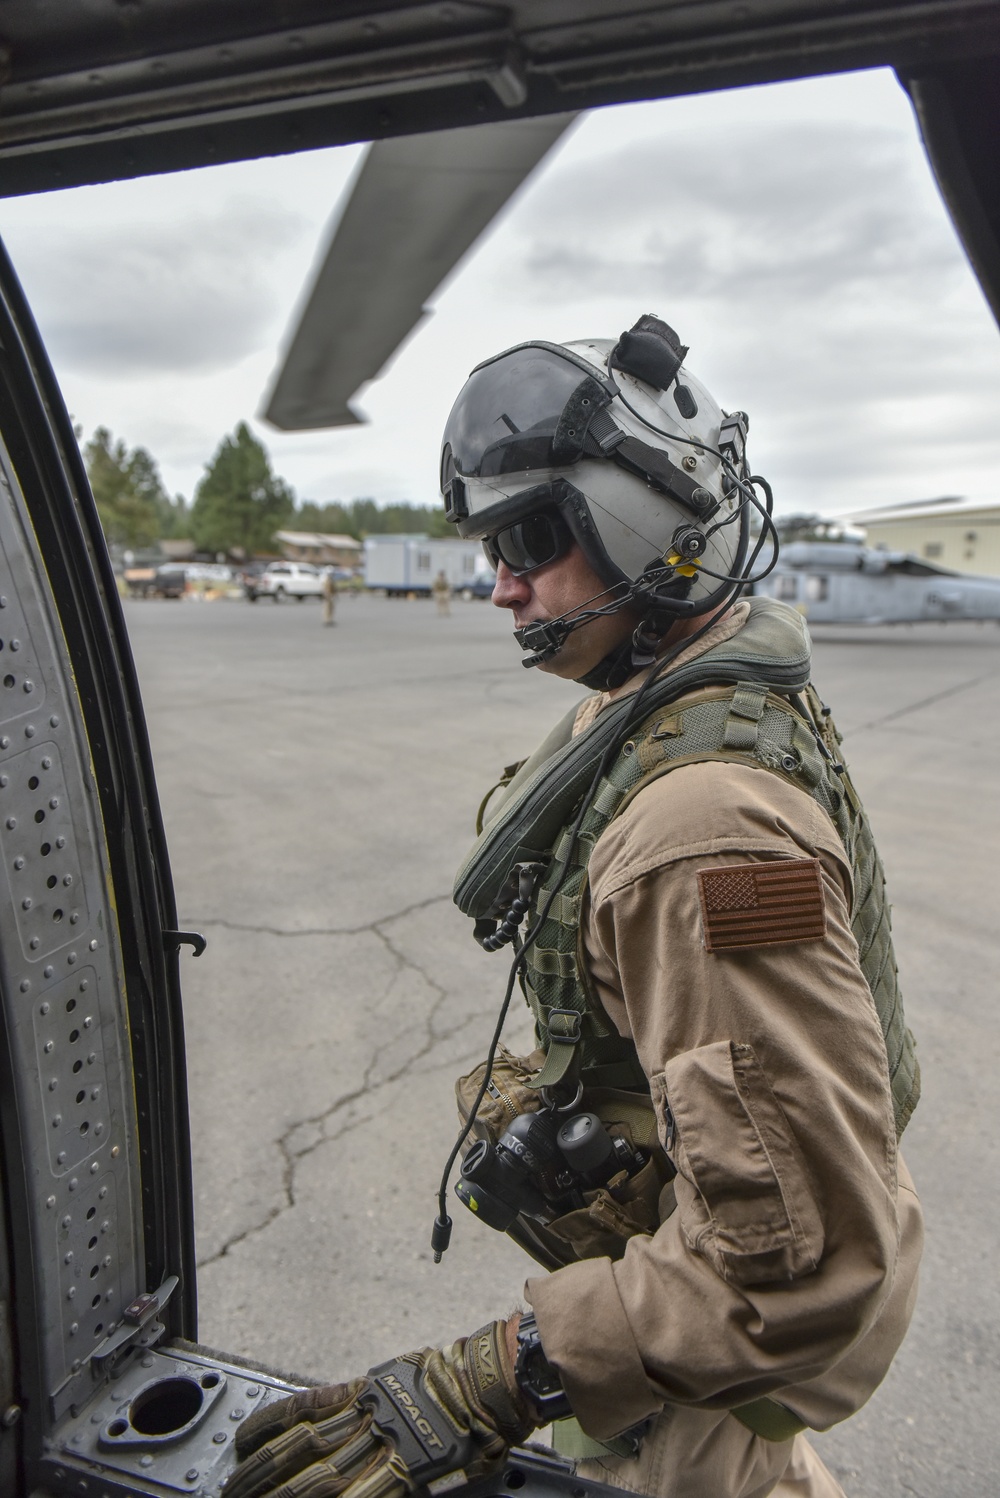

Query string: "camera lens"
[[556, 1112, 617, 1175], [457, 1134, 551, 1228], [452, 1162, 514, 1234]]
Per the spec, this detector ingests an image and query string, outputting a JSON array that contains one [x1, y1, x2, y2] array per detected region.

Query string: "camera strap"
[[526, 1008, 583, 1092]]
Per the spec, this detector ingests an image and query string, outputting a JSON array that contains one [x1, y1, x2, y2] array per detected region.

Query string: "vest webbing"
[[522, 679, 920, 1139]]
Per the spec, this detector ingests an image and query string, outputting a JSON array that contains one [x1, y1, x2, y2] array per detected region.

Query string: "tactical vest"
[[520, 677, 920, 1139]]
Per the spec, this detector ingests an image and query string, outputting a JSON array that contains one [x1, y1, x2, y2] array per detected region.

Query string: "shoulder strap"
[[455, 599, 812, 920]]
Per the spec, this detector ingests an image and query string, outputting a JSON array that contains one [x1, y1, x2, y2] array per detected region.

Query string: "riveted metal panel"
[[0, 433, 143, 1420]]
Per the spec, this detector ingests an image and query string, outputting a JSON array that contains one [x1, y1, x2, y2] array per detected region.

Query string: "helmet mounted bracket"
[[610, 313, 699, 420], [583, 405, 718, 521]]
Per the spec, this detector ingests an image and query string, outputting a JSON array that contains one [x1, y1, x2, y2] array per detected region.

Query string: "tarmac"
[[122, 591, 1000, 1498]]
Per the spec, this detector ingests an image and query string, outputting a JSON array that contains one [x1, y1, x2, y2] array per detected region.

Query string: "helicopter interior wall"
[[0, 1151, 18, 1492], [0, 426, 153, 1481]]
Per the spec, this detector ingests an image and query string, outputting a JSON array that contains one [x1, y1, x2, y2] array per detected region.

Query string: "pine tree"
[[191, 422, 294, 555], [84, 428, 162, 548]]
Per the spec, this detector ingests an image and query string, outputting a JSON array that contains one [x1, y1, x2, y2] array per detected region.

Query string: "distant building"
[[159, 538, 197, 561], [848, 497, 1000, 577], [273, 530, 363, 568]]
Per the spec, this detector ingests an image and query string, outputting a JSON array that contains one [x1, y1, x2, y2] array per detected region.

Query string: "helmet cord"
[[431, 601, 730, 1260]]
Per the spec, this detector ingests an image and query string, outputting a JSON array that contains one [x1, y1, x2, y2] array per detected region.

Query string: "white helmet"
[[440, 315, 769, 681]]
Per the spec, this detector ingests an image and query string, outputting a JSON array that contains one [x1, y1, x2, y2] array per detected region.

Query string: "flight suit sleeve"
[[525, 760, 905, 1442]]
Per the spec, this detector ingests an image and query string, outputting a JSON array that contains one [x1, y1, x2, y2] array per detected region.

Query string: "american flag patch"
[[698, 859, 826, 952]]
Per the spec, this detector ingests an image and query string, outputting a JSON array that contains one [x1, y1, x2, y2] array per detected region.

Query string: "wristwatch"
[[514, 1311, 573, 1423]]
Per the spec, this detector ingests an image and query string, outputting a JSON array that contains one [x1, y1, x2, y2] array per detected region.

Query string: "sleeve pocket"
[[653, 1041, 824, 1287]]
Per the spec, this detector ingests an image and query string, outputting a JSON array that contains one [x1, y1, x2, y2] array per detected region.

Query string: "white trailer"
[[363, 535, 491, 596]]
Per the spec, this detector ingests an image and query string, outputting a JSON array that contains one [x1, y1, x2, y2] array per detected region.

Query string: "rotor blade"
[[261, 113, 577, 431]]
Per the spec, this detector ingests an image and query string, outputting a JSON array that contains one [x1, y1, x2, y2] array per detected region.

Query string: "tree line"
[[83, 421, 451, 554]]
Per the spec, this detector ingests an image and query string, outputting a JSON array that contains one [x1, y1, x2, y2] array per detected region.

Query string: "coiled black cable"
[[430, 599, 737, 1260]]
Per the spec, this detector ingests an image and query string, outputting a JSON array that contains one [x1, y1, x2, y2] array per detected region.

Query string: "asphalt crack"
[[195, 895, 487, 1270], [850, 666, 1000, 735], [196, 892, 451, 941]]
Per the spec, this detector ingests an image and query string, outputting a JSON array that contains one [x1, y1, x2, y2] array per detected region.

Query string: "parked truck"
[[363, 535, 493, 597]]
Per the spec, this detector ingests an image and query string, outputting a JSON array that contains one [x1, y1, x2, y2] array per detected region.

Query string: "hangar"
[[851, 496, 1000, 575]]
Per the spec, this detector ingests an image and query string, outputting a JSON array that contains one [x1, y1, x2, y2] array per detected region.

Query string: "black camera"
[[455, 1106, 646, 1232]]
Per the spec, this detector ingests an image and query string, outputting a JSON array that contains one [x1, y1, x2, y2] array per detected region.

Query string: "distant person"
[[432, 567, 452, 616], [226, 317, 922, 1498], [322, 569, 336, 627]]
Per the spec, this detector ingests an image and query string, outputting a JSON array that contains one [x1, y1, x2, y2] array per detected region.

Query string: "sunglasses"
[[484, 511, 574, 577]]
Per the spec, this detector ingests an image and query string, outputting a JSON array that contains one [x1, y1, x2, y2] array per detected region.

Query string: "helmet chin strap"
[[576, 637, 636, 691], [577, 613, 681, 691]]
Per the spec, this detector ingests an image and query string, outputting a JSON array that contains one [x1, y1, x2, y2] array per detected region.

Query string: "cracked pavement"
[[123, 596, 1000, 1496]]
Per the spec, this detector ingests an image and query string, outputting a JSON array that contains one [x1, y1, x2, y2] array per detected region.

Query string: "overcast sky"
[[2, 66, 998, 521]]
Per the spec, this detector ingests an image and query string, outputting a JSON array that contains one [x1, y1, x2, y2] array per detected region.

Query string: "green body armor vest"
[[521, 677, 920, 1139], [458, 599, 919, 1141]]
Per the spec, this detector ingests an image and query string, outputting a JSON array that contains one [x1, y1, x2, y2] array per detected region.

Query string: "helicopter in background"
[[753, 540, 1000, 624]]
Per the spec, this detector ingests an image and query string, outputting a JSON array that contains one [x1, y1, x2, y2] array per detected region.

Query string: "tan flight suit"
[[322, 571, 337, 626], [433, 570, 452, 616], [523, 606, 923, 1498]]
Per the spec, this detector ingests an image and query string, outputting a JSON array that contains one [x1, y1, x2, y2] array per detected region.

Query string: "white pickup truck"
[[247, 562, 326, 601]]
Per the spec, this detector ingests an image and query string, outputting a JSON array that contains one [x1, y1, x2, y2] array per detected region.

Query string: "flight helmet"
[[440, 315, 767, 682]]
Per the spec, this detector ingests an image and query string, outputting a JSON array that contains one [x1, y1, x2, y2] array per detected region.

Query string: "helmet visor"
[[483, 510, 575, 576], [441, 343, 616, 485]]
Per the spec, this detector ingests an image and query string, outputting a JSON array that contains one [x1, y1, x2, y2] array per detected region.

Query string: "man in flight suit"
[[225, 318, 922, 1498]]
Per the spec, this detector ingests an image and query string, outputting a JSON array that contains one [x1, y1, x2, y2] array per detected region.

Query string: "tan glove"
[[224, 1321, 534, 1498]]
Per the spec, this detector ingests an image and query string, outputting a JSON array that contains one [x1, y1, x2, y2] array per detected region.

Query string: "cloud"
[[3, 76, 998, 518], [514, 123, 959, 305], [8, 196, 309, 376], [460, 115, 1000, 514]]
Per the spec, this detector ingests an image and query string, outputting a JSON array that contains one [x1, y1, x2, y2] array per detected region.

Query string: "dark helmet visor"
[[441, 343, 617, 485], [483, 510, 575, 576]]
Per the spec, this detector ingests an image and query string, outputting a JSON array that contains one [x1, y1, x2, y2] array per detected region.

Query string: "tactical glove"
[[224, 1320, 533, 1498]]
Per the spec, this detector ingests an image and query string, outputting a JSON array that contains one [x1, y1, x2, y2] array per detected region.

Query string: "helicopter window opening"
[[40, 841, 51, 855], [28, 774, 38, 789], [805, 575, 829, 601], [924, 542, 943, 559], [775, 575, 798, 601]]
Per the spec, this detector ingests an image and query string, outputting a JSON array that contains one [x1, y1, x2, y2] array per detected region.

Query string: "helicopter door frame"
[[0, 238, 199, 1492]]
